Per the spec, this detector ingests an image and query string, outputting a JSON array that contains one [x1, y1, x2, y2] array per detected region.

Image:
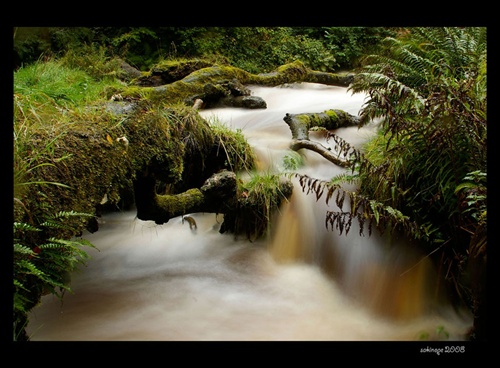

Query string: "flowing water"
[[26, 83, 472, 341]]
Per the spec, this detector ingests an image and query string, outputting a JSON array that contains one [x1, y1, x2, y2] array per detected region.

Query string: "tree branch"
[[290, 139, 350, 167], [283, 110, 360, 167]]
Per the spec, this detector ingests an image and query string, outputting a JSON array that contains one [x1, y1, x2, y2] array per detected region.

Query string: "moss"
[[155, 188, 204, 214], [275, 60, 308, 79], [14, 56, 266, 340], [150, 58, 213, 80], [313, 113, 331, 128], [125, 106, 184, 182], [296, 114, 312, 126], [14, 58, 293, 255], [140, 61, 311, 106], [250, 60, 309, 86], [222, 172, 293, 240], [122, 61, 315, 108], [121, 85, 155, 100], [325, 109, 339, 121]]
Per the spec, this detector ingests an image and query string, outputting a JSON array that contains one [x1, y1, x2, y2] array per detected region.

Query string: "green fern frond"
[[40, 210, 95, 231], [328, 172, 359, 186], [16, 259, 47, 279], [40, 237, 96, 253], [53, 210, 95, 219], [14, 279, 29, 293], [39, 220, 69, 230], [38, 240, 68, 250], [13, 243, 36, 256], [395, 47, 435, 84], [13, 222, 41, 232]]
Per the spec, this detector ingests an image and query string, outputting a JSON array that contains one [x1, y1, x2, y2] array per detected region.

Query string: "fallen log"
[[216, 95, 267, 109], [135, 61, 354, 108], [134, 168, 294, 239], [135, 170, 238, 225], [284, 110, 360, 138], [283, 110, 360, 167]]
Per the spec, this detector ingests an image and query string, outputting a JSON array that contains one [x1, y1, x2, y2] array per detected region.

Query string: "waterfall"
[[269, 184, 440, 320], [26, 83, 472, 341]]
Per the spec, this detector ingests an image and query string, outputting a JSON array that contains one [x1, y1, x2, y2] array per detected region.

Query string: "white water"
[[26, 83, 472, 341]]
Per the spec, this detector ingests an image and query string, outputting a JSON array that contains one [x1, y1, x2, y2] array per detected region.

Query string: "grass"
[[14, 57, 125, 198], [208, 118, 257, 173], [13, 54, 125, 340]]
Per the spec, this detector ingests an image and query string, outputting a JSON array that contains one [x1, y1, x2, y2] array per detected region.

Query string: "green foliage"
[[16, 26, 485, 339], [165, 27, 393, 73], [236, 171, 292, 239], [242, 171, 288, 214], [125, 104, 214, 184], [281, 151, 304, 172], [59, 44, 125, 81], [454, 170, 487, 260], [109, 27, 162, 70], [13, 211, 96, 341], [216, 27, 336, 73], [14, 27, 53, 66], [293, 29, 486, 319], [14, 61, 90, 107], [13, 55, 127, 340], [14, 56, 124, 110], [14, 27, 393, 74], [321, 27, 396, 69], [350, 27, 486, 126], [349, 27, 486, 244]]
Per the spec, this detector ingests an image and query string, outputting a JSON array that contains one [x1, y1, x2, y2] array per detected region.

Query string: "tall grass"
[[13, 54, 123, 341]]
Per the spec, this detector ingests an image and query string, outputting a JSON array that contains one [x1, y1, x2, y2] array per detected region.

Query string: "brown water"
[[26, 83, 472, 341]]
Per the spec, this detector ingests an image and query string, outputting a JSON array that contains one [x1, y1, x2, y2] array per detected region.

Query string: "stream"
[[26, 83, 472, 341]]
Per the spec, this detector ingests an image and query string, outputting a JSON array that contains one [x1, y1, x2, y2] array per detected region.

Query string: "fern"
[[13, 243, 36, 257], [13, 209, 97, 340], [16, 259, 48, 280], [14, 221, 41, 232], [325, 131, 362, 164], [295, 173, 423, 240], [338, 28, 486, 323], [328, 172, 359, 186]]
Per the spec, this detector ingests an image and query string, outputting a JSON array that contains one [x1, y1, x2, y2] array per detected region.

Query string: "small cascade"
[[269, 187, 317, 264], [269, 177, 447, 321]]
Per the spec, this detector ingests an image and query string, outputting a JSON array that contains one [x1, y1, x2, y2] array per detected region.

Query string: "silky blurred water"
[[26, 83, 472, 341]]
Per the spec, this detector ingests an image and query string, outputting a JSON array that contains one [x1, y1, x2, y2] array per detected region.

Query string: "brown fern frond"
[[295, 173, 332, 202], [325, 211, 357, 236], [335, 190, 345, 209], [358, 214, 365, 236], [296, 173, 423, 241], [325, 132, 363, 167], [325, 186, 336, 205]]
